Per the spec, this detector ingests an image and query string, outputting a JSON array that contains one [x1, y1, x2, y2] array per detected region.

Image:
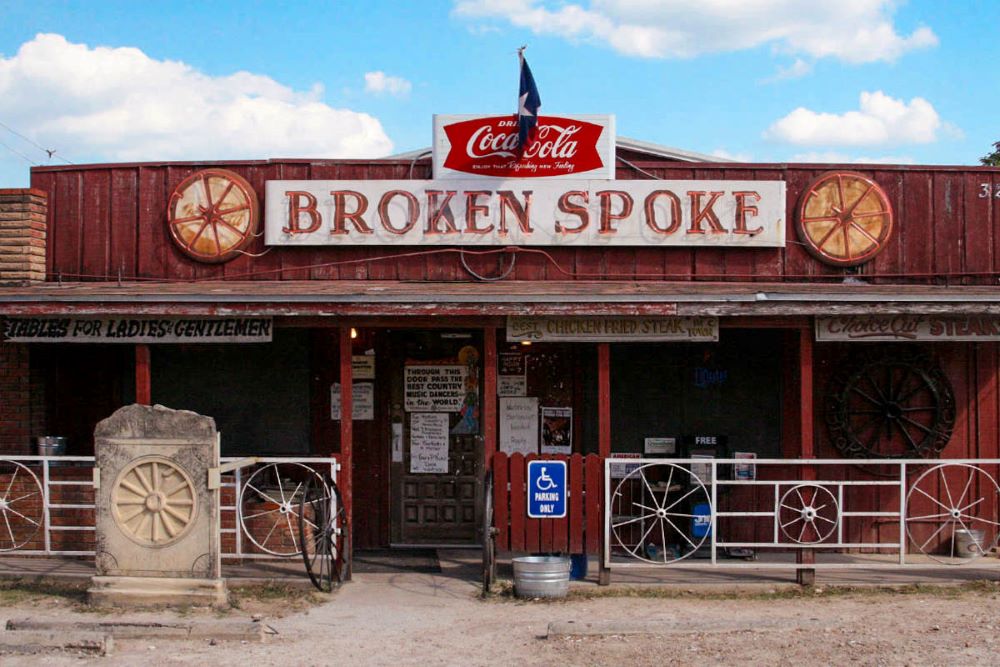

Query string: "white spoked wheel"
[[0, 461, 44, 552], [778, 484, 839, 545], [239, 463, 327, 557], [610, 462, 712, 564], [906, 463, 1000, 564]]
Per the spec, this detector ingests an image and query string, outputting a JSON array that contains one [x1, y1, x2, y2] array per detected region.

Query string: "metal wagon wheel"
[[610, 462, 712, 564], [0, 461, 44, 552], [167, 168, 259, 263], [905, 463, 1000, 564], [796, 171, 893, 267], [826, 350, 955, 459], [298, 475, 348, 592], [778, 484, 839, 545], [239, 462, 325, 557], [481, 470, 496, 594]]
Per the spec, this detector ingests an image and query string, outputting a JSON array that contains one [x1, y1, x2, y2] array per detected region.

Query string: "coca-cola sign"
[[433, 114, 614, 180]]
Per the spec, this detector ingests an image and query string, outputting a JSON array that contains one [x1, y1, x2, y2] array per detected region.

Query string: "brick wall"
[[0, 188, 47, 283], [0, 343, 33, 454]]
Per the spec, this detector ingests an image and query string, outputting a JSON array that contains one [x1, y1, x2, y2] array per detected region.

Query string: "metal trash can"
[[513, 556, 571, 599], [953, 528, 986, 558], [35, 436, 67, 457]]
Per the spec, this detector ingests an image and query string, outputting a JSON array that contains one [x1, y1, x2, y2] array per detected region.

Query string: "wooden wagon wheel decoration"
[[826, 349, 955, 458], [167, 168, 259, 263], [111, 456, 198, 547], [797, 171, 893, 267]]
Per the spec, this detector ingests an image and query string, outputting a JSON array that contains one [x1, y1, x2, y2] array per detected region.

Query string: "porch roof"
[[2, 280, 1000, 318]]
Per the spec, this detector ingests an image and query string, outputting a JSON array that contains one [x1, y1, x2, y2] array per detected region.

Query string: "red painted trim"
[[338, 326, 353, 570], [483, 327, 497, 470], [135, 344, 151, 405], [799, 328, 814, 461], [598, 343, 611, 459]]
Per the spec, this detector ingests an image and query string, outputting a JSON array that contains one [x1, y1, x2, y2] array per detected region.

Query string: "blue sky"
[[0, 0, 996, 186]]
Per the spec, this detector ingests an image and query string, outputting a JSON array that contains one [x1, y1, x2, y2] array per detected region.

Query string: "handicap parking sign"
[[527, 460, 567, 519]]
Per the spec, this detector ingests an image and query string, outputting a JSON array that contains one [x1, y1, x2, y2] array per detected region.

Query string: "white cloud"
[[453, 0, 937, 63], [363, 71, 412, 98], [764, 91, 944, 146], [766, 58, 814, 82], [710, 148, 752, 162], [789, 151, 915, 164], [0, 33, 393, 166]]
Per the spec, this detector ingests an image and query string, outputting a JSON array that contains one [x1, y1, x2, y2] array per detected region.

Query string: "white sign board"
[[609, 453, 642, 479], [264, 180, 786, 247], [352, 355, 376, 380], [330, 382, 375, 421], [404, 365, 467, 412], [508, 316, 718, 342], [4, 317, 273, 343], [644, 437, 676, 455], [500, 397, 539, 455], [498, 374, 527, 397], [409, 412, 450, 474], [816, 315, 1000, 342]]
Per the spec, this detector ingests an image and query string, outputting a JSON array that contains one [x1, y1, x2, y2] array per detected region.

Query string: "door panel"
[[389, 330, 482, 545]]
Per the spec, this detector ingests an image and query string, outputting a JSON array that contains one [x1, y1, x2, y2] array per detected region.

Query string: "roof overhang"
[[1, 281, 999, 318]]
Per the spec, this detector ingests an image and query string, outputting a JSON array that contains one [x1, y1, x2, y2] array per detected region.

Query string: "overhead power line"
[[0, 137, 38, 166], [0, 118, 74, 164]]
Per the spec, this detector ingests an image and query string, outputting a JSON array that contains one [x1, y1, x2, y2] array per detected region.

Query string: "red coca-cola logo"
[[442, 115, 605, 178]]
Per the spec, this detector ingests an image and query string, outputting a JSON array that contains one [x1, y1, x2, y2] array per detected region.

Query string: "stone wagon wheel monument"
[[88, 404, 228, 608]]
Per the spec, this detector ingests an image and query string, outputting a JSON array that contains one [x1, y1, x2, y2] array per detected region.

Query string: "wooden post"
[[339, 326, 354, 579], [797, 326, 816, 586], [135, 344, 151, 405], [597, 342, 611, 585], [483, 327, 498, 470]]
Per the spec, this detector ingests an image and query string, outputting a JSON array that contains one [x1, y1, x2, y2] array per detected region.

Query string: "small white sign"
[[609, 453, 642, 479], [498, 374, 527, 397], [391, 422, 403, 463], [404, 365, 467, 412], [734, 452, 757, 480], [644, 437, 676, 455], [409, 412, 450, 474], [500, 397, 539, 455], [330, 382, 374, 421], [352, 355, 376, 380]]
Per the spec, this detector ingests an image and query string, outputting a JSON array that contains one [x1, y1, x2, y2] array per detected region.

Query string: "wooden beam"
[[135, 344, 151, 405], [338, 326, 354, 578], [483, 327, 498, 470], [598, 343, 611, 458], [797, 326, 816, 585]]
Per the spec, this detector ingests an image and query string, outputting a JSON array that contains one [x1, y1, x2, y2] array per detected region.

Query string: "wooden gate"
[[491, 452, 604, 555]]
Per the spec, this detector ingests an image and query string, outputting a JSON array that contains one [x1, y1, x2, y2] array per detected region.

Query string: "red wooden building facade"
[[1, 151, 999, 553]]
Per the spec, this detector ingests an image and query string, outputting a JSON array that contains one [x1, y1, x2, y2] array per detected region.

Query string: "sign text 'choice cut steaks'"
[[264, 180, 786, 247]]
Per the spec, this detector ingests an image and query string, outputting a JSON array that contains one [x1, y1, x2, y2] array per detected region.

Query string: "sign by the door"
[[330, 382, 375, 421], [527, 460, 567, 519], [404, 365, 467, 412], [409, 412, 450, 474], [500, 397, 538, 455]]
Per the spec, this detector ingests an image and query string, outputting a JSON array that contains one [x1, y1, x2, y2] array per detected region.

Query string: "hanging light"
[[350, 328, 358, 339]]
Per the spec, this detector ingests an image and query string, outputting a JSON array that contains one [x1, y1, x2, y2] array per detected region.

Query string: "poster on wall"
[[609, 453, 642, 479], [409, 412, 450, 473], [404, 365, 467, 412], [500, 397, 539, 455], [330, 382, 374, 421], [540, 407, 573, 454], [352, 355, 376, 380], [498, 351, 527, 397]]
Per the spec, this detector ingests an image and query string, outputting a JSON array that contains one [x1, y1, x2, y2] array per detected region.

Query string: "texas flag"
[[517, 48, 541, 149]]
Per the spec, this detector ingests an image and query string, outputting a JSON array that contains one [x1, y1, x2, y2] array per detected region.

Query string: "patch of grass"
[[227, 581, 331, 615], [0, 578, 88, 606], [481, 578, 1000, 603]]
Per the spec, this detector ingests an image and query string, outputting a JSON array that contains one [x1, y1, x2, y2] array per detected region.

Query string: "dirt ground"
[[1, 570, 999, 666]]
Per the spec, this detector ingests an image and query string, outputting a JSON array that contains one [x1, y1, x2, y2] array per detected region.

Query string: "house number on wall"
[[978, 183, 1000, 198]]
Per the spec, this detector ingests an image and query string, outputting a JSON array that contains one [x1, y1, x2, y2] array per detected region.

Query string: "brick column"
[[0, 342, 32, 454], [0, 188, 47, 283]]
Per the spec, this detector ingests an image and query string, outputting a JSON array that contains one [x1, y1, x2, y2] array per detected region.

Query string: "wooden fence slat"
[[584, 454, 603, 555], [551, 455, 569, 553], [569, 454, 584, 553], [493, 451, 509, 551], [524, 453, 540, 553], [509, 453, 526, 551]]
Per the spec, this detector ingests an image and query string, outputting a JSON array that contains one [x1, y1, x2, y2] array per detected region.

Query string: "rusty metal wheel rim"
[[167, 168, 259, 263], [797, 171, 893, 267]]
